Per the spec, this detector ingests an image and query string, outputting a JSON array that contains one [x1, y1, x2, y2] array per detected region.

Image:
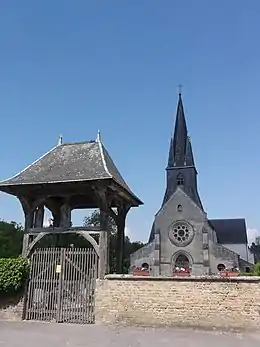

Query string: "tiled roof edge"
[[0, 144, 58, 186]]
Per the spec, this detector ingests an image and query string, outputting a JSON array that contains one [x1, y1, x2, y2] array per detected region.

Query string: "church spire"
[[163, 93, 203, 210], [167, 93, 188, 168]]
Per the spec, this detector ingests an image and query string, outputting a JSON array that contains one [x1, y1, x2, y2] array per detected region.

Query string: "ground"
[[0, 322, 260, 346]]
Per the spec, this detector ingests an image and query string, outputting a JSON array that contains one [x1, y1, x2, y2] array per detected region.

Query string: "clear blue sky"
[[0, 0, 260, 243]]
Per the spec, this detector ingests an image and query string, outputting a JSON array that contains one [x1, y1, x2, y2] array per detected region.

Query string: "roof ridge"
[[97, 141, 112, 178], [0, 144, 58, 185], [61, 140, 96, 146], [210, 218, 245, 221]]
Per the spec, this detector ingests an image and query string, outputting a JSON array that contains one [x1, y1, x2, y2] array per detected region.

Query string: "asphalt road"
[[0, 322, 260, 346]]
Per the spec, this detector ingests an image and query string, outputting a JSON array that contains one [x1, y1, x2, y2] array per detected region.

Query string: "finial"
[[58, 135, 63, 146], [96, 129, 101, 142], [178, 84, 183, 96]]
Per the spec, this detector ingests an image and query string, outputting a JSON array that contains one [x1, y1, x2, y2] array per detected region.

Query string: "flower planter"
[[220, 271, 239, 277], [132, 270, 150, 276]]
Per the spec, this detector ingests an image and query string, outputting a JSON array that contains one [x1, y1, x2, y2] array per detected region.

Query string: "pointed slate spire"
[[167, 93, 188, 168], [185, 136, 195, 166], [162, 93, 203, 210]]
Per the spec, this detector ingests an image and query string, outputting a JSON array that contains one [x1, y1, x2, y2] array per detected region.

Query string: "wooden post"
[[22, 234, 30, 257], [98, 230, 107, 279], [34, 204, 44, 228], [116, 217, 125, 274], [94, 186, 111, 277], [20, 197, 34, 257], [115, 204, 130, 274]]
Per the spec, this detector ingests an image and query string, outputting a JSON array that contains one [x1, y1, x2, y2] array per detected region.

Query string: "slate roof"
[[209, 218, 248, 244], [0, 140, 143, 204]]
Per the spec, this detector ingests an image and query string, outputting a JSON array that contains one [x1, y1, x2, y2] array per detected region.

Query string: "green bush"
[[239, 272, 256, 276], [253, 262, 260, 276], [0, 257, 29, 294], [239, 262, 260, 276]]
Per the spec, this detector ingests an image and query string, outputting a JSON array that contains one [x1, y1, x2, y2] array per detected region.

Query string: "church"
[[130, 94, 254, 276]]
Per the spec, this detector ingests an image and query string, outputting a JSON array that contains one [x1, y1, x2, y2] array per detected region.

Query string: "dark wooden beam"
[[115, 203, 131, 274], [28, 226, 102, 234]]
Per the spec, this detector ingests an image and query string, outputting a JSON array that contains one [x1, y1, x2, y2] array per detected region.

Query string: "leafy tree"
[[250, 242, 260, 264], [0, 220, 23, 258], [84, 209, 144, 273], [255, 236, 260, 245], [83, 210, 117, 233]]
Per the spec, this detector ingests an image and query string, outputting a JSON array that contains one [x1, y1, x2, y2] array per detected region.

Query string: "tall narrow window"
[[177, 173, 184, 186]]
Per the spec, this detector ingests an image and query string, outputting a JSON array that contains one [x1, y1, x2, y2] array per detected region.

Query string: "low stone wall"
[[95, 275, 260, 331], [0, 294, 24, 321]]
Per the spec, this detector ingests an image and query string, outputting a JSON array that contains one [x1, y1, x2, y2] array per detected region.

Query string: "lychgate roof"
[[0, 139, 143, 204]]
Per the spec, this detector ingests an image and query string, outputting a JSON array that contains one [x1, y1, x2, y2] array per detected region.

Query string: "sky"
[[0, 0, 260, 244]]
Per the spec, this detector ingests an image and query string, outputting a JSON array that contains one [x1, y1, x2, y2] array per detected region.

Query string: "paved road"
[[0, 322, 260, 346]]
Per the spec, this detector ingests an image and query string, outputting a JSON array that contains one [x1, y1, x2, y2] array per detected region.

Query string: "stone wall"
[[209, 241, 239, 274], [130, 241, 155, 270], [95, 275, 260, 331], [0, 294, 24, 321]]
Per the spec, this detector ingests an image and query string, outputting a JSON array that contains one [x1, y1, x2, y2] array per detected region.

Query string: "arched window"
[[141, 263, 149, 270], [177, 204, 183, 212], [217, 264, 225, 272], [177, 173, 184, 186]]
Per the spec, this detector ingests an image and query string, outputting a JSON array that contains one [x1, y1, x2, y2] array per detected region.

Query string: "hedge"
[[0, 257, 29, 294]]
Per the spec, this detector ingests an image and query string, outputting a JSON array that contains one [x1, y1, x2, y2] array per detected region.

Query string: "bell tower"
[[162, 93, 203, 210]]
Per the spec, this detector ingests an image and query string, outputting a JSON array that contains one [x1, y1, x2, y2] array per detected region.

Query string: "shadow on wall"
[[0, 291, 23, 310]]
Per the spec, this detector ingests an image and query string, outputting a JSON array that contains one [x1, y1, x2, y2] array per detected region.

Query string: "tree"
[[83, 210, 144, 273], [255, 236, 260, 245], [0, 220, 23, 258], [83, 210, 117, 234]]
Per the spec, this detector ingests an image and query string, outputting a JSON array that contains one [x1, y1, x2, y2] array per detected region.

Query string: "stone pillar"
[[202, 227, 210, 275], [153, 228, 161, 276]]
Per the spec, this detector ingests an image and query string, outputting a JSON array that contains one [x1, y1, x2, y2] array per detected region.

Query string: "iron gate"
[[25, 247, 98, 324]]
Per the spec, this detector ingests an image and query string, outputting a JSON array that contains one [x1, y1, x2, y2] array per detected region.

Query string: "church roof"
[[0, 139, 143, 204], [209, 218, 248, 244]]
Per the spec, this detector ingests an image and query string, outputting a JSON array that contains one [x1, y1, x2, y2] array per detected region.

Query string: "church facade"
[[130, 94, 254, 276]]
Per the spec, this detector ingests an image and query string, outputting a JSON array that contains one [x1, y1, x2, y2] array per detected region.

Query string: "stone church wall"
[[130, 241, 155, 270], [95, 275, 260, 331], [209, 241, 239, 274]]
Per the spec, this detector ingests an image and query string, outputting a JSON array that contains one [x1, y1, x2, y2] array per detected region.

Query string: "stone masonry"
[[95, 275, 260, 331], [0, 295, 25, 322]]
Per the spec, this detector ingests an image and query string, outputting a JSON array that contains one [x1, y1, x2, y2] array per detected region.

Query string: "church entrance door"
[[174, 254, 190, 275], [175, 254, 189, 268]]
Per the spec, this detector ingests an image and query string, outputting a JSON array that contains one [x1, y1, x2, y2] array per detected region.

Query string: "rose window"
[[169, 221, 194, 247]]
